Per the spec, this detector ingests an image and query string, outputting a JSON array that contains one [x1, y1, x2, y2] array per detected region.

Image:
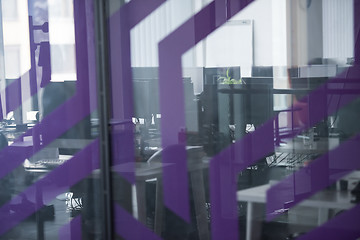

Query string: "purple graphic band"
[[109, 0, 165, 183], [209, 65, 360, 238], [158, 0, 255, 222], [0, 139, 99, 235], [297, 204, 360, 240], [158, 1, 360, 239], [0, 0, 95, 180], [210, 118, 274, 239], [73, 0, 92, 103], [4, 78, 22, 118], [1, 15, 51, 121], [267, 134, 360, 220], [215, 0, 227, 27], [267, 0, 360, 223], [210, 64, 360, 238], [0, 0, 98, 236], [59, 215, 82, 240], [0, 72, 42, 122], [0, 0, 95, 122], [0, 92, 94, 180], [114, 204, 162, 240]]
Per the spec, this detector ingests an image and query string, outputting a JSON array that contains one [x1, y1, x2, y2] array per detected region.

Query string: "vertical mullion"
[[94, 0, 114, 239]]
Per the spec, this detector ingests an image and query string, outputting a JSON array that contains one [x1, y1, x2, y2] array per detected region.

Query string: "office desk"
[[270, 137, 340, 169], [275, 137, 339, 155], [95, 157, 210, 240], [237, 184, 355, 240]]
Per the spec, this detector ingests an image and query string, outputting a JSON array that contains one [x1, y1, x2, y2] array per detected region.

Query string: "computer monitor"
[[41, 81, 92, 155], [132, 68, 197, 131], [243, 66, 274, 128], [200, 67, 242, 154], [132, 67, 159, 122], [200, 67, 274, 154]]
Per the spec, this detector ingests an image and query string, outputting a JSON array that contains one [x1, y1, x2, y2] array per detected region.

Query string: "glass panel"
[[107, 0, 360, 239], [0, 0, 101, 239]]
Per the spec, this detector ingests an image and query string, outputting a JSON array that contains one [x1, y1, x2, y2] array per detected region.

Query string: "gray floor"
[[0, 195, 72, 240]]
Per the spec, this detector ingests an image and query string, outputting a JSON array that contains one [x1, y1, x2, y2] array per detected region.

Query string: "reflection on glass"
[[0, 0, 101, 239]]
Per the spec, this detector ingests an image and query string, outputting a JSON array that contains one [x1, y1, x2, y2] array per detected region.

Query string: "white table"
[[237, 183, 355, 240], [94, 156, 210, 240]]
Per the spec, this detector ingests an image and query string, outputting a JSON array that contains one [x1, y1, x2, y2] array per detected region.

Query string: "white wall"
[[272, 0, 290, 67], [323, 0, 354, 64], [130, 0, 275, 68], [130, 0, 195, 67], [2, 0, 31, 78], [204, 19, 253, 68], [231, 0, 273, 66]]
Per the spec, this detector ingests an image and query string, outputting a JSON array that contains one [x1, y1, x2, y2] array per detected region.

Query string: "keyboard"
[[267, 152, 319, 168], [24, 156, 71, 171]]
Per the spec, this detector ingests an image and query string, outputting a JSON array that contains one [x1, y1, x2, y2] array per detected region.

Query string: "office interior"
[[0, 0, 359, 239]]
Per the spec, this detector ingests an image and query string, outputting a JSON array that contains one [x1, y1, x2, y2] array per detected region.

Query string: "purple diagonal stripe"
[[1, 63, 48, 122], [208, 67, 360, 238], [122, 0, 166, 28], [159, 1, 357, 236], [158, 2, 214, 222], [215, 0, 227, 27], [158, 0, 255, 226], [0, 0, 96, 180], [109, 0, 165, 183], [0, 72, 49, 123], [210, 118, 274, 239], [0, 94, 94, 180], [0, 139, 99, 235], [0, 0, 94, 122], [209, 149, 240, 240], [158, 0, 360, 238], [266, 8, 360, 220], [73, 0, 92, 103], [267, 134, 360, 220], [5, 78, 22, 117], [297, 205, 360, 240], [114, 204, 162, 240], [59, 215, 82, 240]]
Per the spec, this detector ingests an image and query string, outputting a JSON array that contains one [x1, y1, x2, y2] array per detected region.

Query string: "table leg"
[[318, 208, 329, 225], [136, 180, 147, 225], [154, 178, 163, 235], [246, 202, 263, 240], [275, 115, 280, 146], [190, 169, 210, 240]]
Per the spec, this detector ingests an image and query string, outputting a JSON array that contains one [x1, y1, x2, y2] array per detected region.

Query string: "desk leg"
[[318, 208, 329, 225], [190, 169, 210, 240], [36, 182, 44, 240], [136, 180, 147, 226], [246, 202, 263, 240], [154, 178, 163, 235], [275, 115, 280, 146]]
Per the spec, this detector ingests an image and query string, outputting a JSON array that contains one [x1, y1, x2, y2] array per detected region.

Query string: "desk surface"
[[237, 183, 355, 210], [91, 157, 210, 181], [275, 137, 339, 154]]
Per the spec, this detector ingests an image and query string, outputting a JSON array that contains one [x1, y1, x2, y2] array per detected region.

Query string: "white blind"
[[323, 0, 354, 63]]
